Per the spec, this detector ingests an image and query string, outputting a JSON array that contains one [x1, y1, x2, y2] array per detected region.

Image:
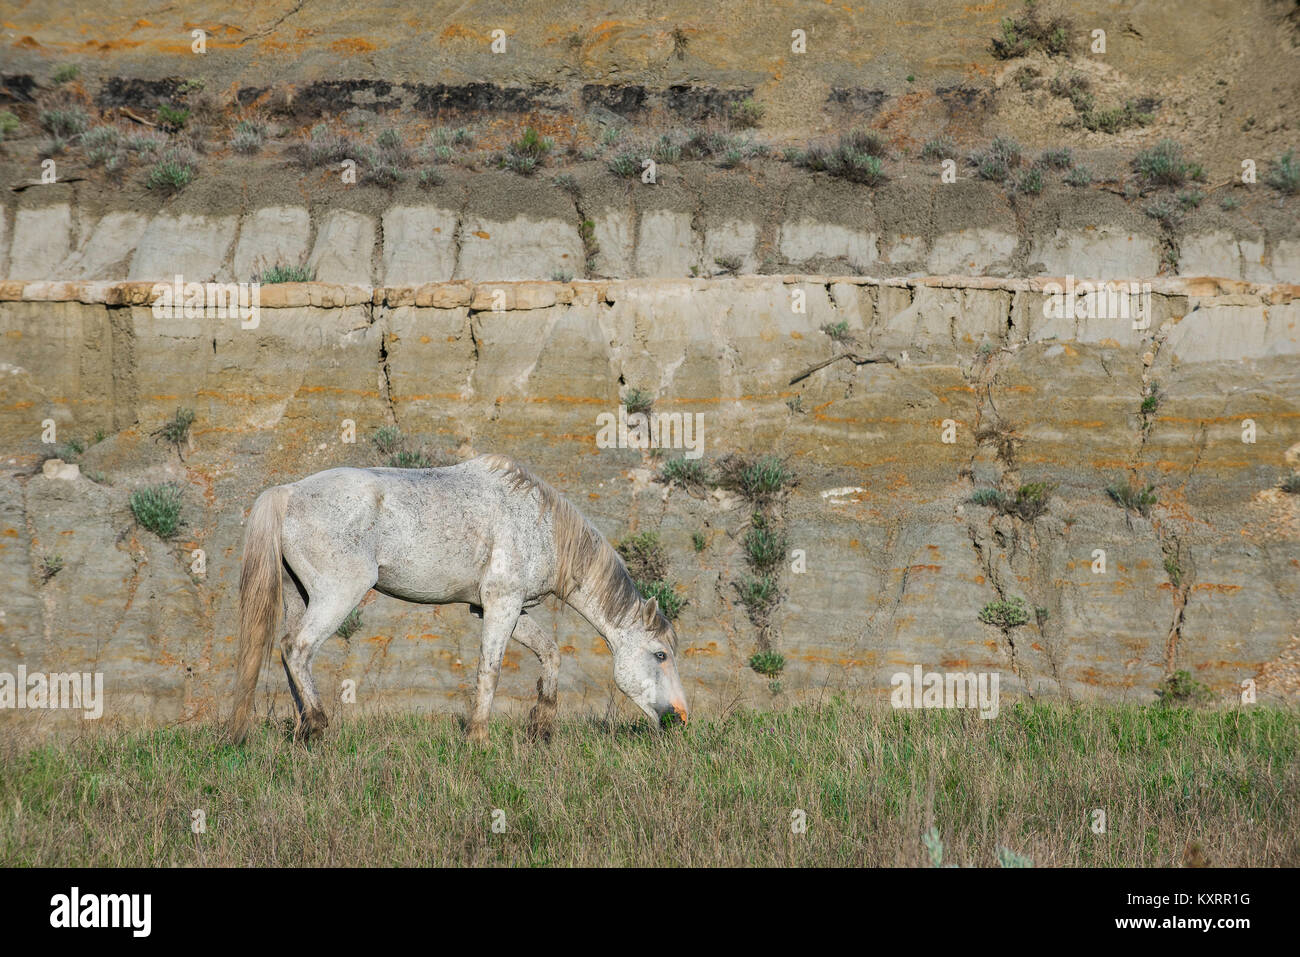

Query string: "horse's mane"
[[479, 454, 676, 650]]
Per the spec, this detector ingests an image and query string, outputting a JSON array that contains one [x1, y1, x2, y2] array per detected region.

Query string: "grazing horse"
[[228, 454, 689, 744]]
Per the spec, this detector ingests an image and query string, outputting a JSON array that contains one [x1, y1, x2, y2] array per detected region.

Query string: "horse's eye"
[[654, 651, 667, 662]]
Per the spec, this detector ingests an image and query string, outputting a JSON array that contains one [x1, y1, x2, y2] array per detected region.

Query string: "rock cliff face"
[[2, 275, 1297, 732], [2, 190, 1297, 286]]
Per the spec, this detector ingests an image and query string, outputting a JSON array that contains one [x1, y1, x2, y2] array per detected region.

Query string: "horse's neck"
[[559, 547, 629, 655]]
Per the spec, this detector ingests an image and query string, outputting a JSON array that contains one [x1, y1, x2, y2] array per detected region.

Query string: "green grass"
[[259, 263, 315, 283], [388, 450, 433, 469], [2, 702, 1295, 866]]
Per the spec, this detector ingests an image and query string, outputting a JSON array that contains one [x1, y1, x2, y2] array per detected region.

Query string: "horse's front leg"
[[466, 588, 522, 746], [511, 613, 560, 741]]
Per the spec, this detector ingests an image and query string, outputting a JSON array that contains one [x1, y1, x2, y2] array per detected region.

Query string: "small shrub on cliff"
[[335, 608, 362, 641], [821, 320, 855, 344], [500, 127, 553, 175], [797, 129, 887, 185], [230, 119, 267, 154], [39, 107, 89, 138], [1012, 167, 1044, 195], [736, 575, 780, 623], [1107, 479, 1158, 517], [729, 98, 765, 129], [1280, 472, 1300, 494], [1154, 670, 1213, 708], [372, 426, 403, 456], [1064, 165, 1094, 187], [616, 532, 669, 584], [968, 136, 1023, 182], [130, 483, 185, 539], [616, 532, 683, 620], [156, 103, 190, 131], [1035, 147, 1074, 170], [1132, 139, 1206, 189], [151, 407, 196, 457], [1009, 482, 1054, 520], [145, 147, 197, 192], [1080, 100, 1152, 134], [979, 596, 1030, 629], [921, 135, 959, 161], [1143, 195, 1184, 230], [989, 1, 1073, 59], [606, 152, 640, 178], [743, 512, 787, 572], [636, 580, 683, 621], [717, 454, 794, 504], [970, 487, 1005, 509], [40, 554, 64, 583], [622, 388, 655, 416], [297, 124, 362, 169], [748, 651, 785, 677], [660, 457, 709, 489], [1265, 149, 1299, 195]]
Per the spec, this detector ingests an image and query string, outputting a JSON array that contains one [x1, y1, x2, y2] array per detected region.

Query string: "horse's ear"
[[642, 597, 659, 628]]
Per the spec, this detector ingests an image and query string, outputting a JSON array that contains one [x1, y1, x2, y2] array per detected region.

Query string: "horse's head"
[[612, 597, 689, 729]]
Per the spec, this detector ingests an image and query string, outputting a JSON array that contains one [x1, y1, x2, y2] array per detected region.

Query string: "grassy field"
[[1, 700, 1296, 867]]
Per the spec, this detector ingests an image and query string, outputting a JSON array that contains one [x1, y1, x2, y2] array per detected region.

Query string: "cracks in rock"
[[372, 302, 398, 426], [237, 0, 309, 46], [450, 180, 470, 279]]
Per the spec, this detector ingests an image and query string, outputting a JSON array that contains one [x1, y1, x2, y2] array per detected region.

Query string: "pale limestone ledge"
[[4, 204, 1298, 283], [1, 276, 1296, 309]]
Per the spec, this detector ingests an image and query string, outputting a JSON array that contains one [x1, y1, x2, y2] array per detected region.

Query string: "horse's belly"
[[374, 564, 481, 605]]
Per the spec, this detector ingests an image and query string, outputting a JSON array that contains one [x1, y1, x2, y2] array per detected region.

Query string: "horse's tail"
[[228, 485, 291, 744]]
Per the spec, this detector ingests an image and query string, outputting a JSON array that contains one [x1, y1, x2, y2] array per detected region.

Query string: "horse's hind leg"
[[282, 571, 375, 741], [278, 568, 308, 719], [511, 613, 559, 741]]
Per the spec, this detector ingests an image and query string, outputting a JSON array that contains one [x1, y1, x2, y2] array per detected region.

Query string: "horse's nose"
[[672, 701, 689, 725]]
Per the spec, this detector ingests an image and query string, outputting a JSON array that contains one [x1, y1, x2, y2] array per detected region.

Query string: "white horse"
[[229, 454, 688, 744]]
